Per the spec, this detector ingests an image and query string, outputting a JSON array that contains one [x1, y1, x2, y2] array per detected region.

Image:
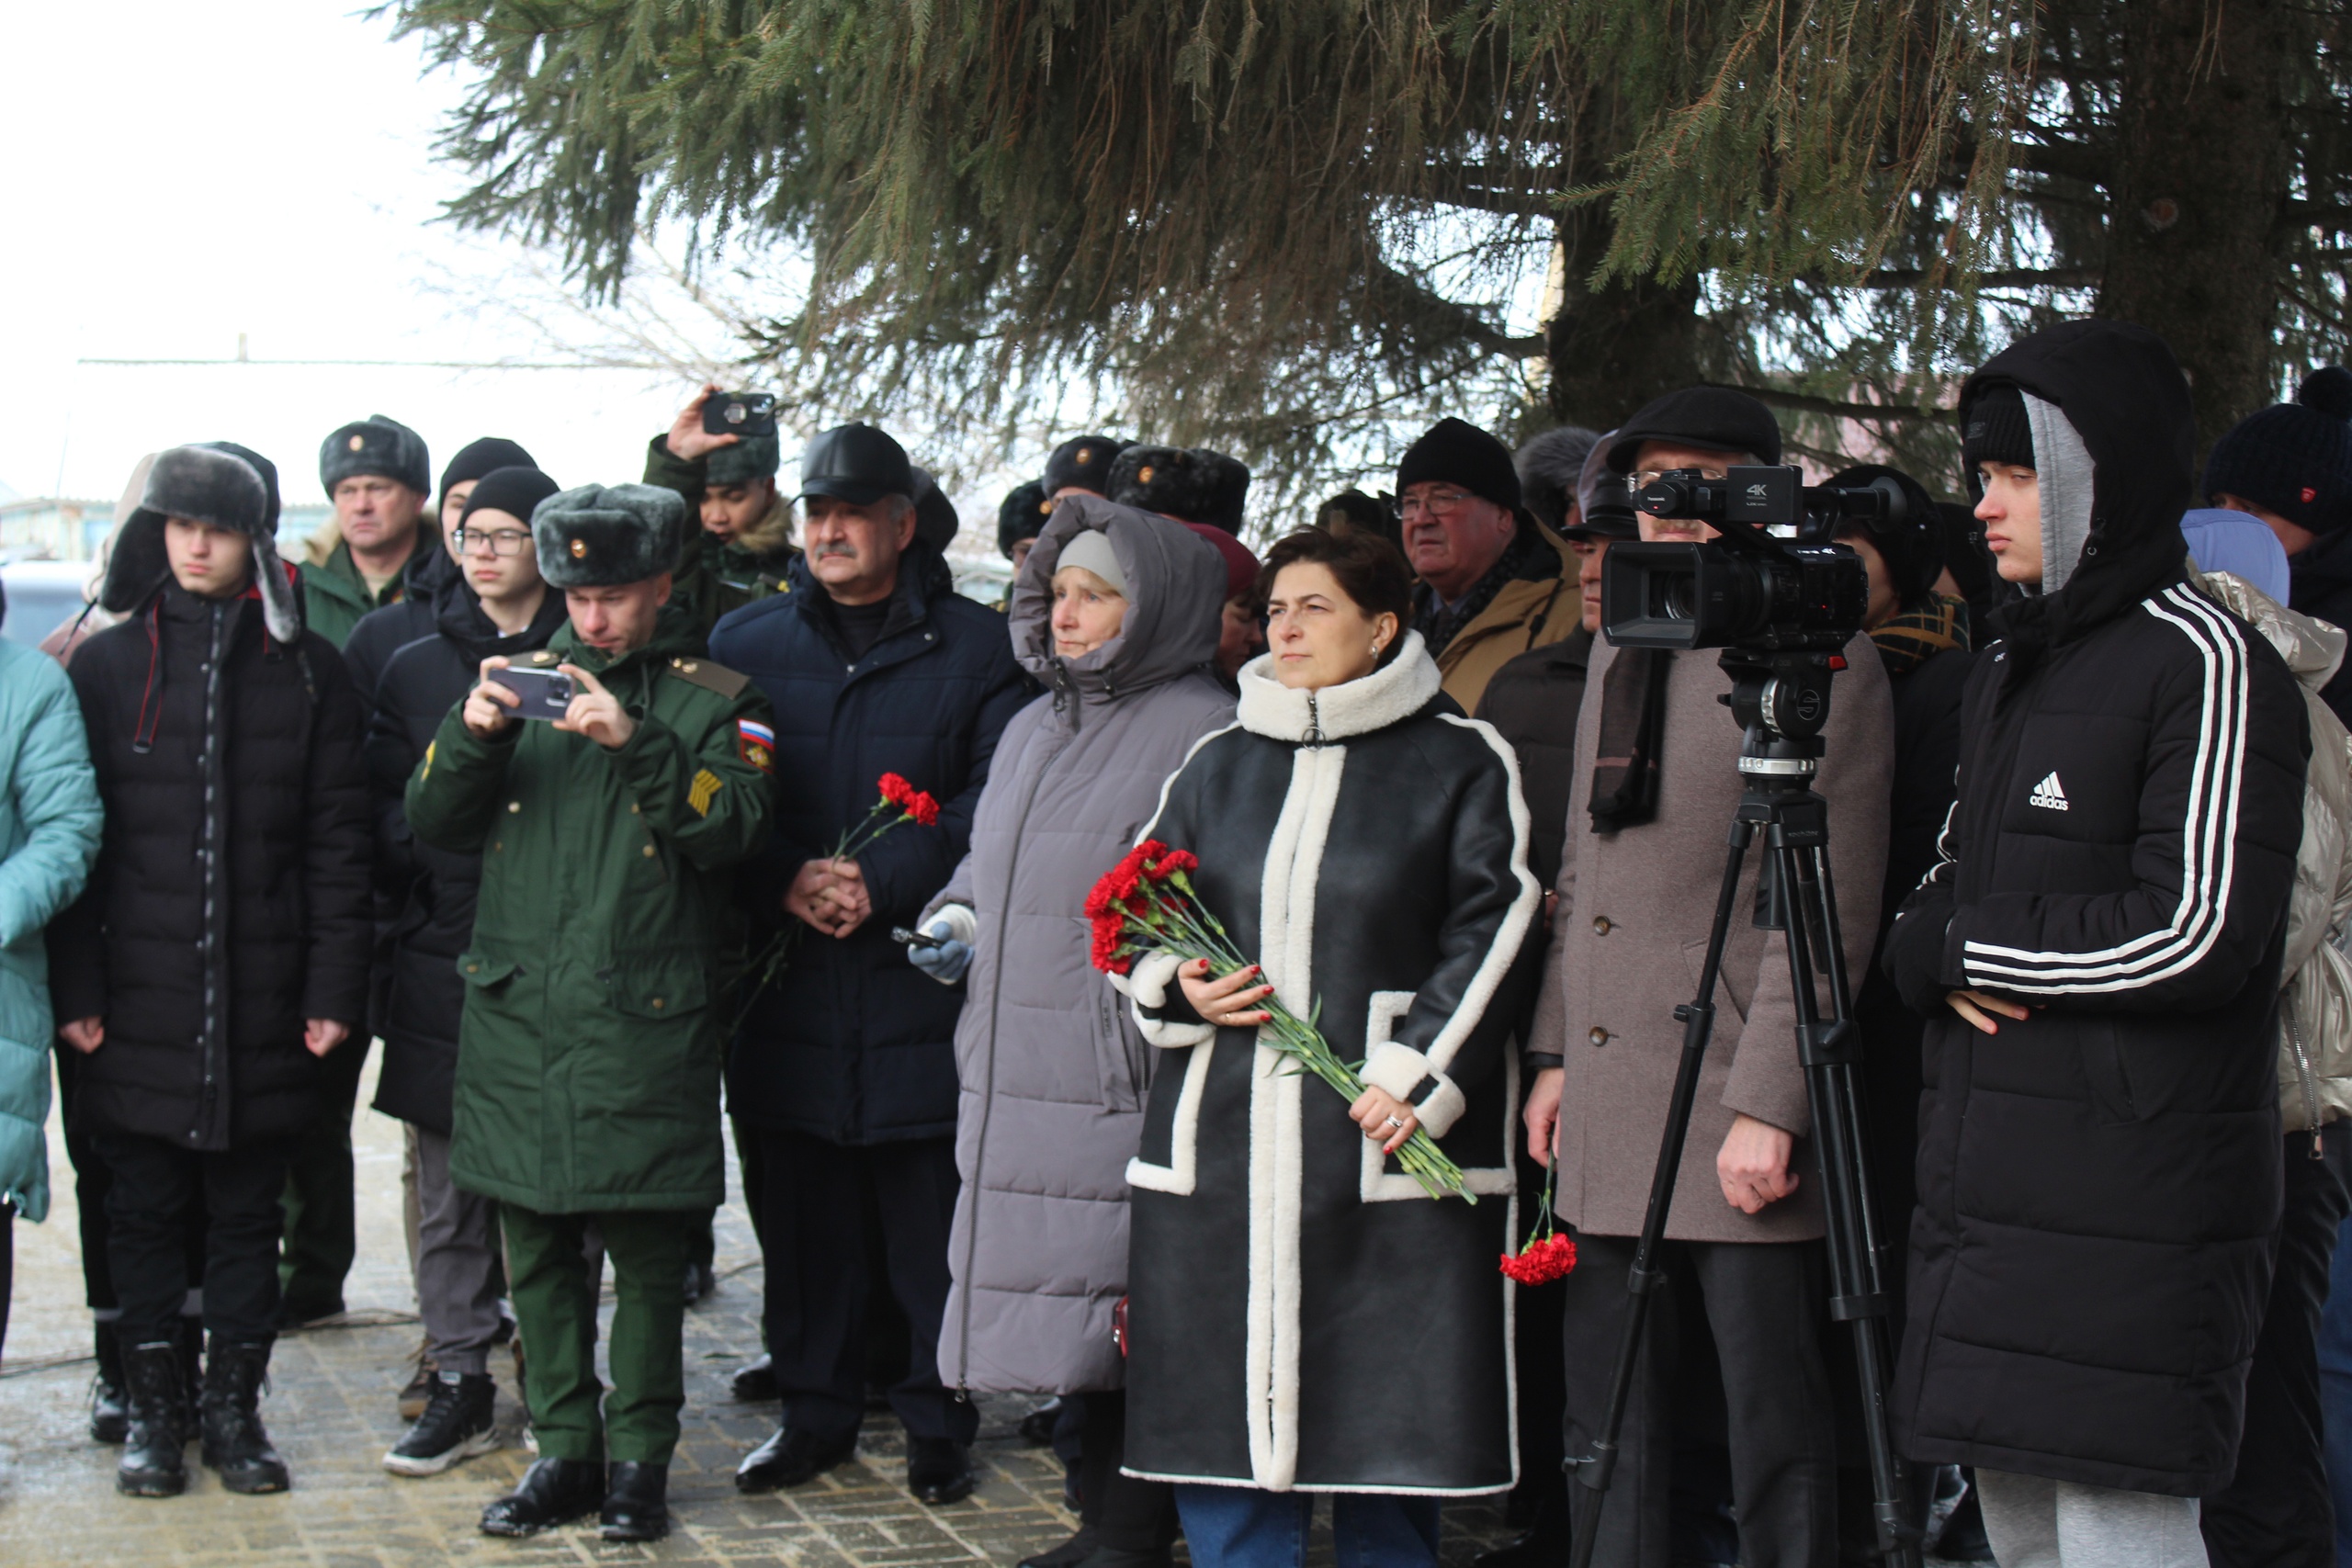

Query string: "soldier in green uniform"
[[405, 481, 775, 1544], [641, 383, 800, 632]]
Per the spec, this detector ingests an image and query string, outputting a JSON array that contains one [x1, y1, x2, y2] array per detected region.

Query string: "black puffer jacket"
[[1883, 321, 2309, 1495], [364, 573, 569, 1131], [2288, 525, 2352, 731], [50, 585, 374, 1150]]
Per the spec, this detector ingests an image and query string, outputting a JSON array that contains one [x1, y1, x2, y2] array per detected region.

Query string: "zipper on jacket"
[[2287, 1009, 2326, 1156], [1306, 691, 1323, 745]]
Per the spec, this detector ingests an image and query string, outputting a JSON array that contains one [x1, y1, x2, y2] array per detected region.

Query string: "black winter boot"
[[90, 1321, 130, 1444], [175, 1313, 204, 1409], [199, 1336, 290, 1494], [600, 1461, 670, 1541], [481, 1457, 606, 1536], [116, 1341, 189, 1497]]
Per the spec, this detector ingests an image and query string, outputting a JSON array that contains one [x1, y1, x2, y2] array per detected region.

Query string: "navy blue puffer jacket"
[[711, 546, 1032, 1143]]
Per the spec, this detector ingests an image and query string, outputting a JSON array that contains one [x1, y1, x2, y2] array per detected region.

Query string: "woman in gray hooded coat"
[[915, 494, 1235, 1568]]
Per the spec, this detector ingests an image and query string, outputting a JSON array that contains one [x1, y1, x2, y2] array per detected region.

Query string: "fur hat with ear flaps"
[[100, 444, 305, 641], [533, 482, 685, 590]]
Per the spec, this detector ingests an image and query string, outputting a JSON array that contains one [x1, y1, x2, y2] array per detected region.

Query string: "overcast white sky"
[[0, 3, 727, 512]]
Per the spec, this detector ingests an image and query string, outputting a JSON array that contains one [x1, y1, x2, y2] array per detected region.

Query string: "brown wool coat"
[[1533, 632, 1894, 1243]]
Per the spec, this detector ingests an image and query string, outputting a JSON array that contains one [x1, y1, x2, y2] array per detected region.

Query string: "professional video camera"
[[1600, 465, 1915, 653]]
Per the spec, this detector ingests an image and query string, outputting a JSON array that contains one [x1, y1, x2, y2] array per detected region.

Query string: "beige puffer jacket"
[[2200, 571, 2352, 1134]]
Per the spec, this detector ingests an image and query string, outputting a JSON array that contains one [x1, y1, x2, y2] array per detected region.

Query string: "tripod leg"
[[1775, 834, 1920, 1568], [1565, 820, 1754, 1568]]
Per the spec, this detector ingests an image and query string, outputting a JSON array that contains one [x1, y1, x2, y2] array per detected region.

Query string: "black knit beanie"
[[2203, 367, 2352, 536], [1962, 386, 2034, 473], [440, 437, 537, 499], [1396, 418, 1522, 512], [459, 466, 562, 529]]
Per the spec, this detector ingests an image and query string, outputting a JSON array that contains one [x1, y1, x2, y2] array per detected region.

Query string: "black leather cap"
[[1605, 388, 1782, 472], [797, 423, 913, 506]]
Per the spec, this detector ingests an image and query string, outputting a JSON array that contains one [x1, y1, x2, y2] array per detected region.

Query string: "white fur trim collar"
[[1234, 632, 1442, 741]]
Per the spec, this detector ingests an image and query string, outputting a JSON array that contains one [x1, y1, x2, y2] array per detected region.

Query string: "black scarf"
[[1588, 647, 1671, 833]]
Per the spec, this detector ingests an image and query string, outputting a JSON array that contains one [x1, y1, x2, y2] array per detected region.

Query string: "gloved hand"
[[908, 918, 973, 986]]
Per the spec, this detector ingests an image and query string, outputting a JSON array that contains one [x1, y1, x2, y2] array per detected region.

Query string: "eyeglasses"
[[455, 526, 532, 558], [1398, 489, 1476, 521]]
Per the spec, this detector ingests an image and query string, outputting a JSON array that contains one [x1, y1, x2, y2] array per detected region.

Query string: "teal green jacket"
[[406, 614, 775, 1213], [0, 641, 102, 1221]]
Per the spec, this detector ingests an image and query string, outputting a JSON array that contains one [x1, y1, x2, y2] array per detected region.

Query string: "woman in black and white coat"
[[1121, 527, 1540, 1568]]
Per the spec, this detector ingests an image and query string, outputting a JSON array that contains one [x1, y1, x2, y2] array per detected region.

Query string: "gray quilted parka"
[[928, 496, 1237, 1394]]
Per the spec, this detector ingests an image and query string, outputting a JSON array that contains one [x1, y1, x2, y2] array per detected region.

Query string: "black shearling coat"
[[1883, 321, 2310, 1496], [50, 584, 373, 1151], [1122, 635, 1541, 1495]]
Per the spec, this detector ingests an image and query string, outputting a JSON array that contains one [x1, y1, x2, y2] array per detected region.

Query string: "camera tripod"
[[1565, 648, 1919, 1568]]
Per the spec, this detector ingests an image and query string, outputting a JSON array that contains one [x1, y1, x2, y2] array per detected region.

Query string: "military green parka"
[[405, 610, 775, 1213]]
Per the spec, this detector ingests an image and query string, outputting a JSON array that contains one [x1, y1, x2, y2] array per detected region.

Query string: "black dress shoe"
[[601, 1461, 670, 1542], [1020, 1524, 1098, 1568], [730, 1353, 780, 1402], [480, 1457, 607, 1537], [736, 1426, 856, 1493], [908, 1436, 976, 1506]]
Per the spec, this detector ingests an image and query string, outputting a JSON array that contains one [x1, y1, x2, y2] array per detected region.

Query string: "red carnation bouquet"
[[1089, 840, 1471, 1202], [735, 773, 942, 1025], [1498, 1164, 1577, 1285]]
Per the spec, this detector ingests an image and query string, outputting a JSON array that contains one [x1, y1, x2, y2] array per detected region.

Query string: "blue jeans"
[[1174, 1484, 1441, 1568], [2320, 1208, 2352, 1566]]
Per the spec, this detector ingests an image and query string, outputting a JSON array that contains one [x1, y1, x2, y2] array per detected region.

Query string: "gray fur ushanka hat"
[[320, 413, 431, 496], [101, 444, 304, 641], [706, 434, 782, 490], [533, 483, 686, 589]]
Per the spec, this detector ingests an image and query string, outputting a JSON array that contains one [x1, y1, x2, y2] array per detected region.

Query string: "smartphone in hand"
[[490, 667, 575, 722]]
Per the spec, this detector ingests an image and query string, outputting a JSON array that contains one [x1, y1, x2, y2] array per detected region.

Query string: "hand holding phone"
[[703, 390, 780, 439]]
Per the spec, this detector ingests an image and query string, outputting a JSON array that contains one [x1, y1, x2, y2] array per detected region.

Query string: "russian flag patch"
[[737, 717, 775, 773]]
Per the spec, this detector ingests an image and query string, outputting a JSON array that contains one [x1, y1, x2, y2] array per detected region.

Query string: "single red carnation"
[[878, 773, 913, 807], [1498, 1232, 1578, 1286], [1145, 848, 1199, 882], [909, 791, 942, 827]]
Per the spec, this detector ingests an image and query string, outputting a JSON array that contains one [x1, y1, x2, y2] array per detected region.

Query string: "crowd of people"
[[0, 317, 2347, 1568]]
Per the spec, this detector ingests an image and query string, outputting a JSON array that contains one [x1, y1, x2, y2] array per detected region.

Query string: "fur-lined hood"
[[734, 491, 797, 558], [100, 445, 302, 642]]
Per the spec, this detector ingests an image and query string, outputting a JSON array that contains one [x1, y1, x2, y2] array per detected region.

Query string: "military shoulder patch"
[[689, 768, 725, 818], [663, 656, 750, 698], [737, 716, 775, 773]]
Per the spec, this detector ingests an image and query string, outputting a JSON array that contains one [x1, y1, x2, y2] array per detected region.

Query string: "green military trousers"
[[503, 1204, 702, 1463]]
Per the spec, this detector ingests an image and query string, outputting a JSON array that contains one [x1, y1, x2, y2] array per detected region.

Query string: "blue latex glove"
[[909, 918, 973, 985]]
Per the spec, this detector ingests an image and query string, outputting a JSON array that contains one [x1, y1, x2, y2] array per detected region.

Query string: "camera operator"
[[645, 383, 800, 600], [406, 482, 777, 1542], [1880, 321, 2308, 1568], [1521, 389, 1895, 1568]]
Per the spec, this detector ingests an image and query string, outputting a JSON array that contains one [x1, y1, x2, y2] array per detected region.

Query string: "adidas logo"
[[2029, 772, 2069, 812]]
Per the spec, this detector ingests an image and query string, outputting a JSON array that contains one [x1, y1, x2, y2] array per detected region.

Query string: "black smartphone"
[[703, 390, 780, 439], [892, 926, 945, 950], [490, 666, 575, 722]]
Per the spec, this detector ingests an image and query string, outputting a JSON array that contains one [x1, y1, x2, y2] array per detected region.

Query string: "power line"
[[77, 355, 666, 370]]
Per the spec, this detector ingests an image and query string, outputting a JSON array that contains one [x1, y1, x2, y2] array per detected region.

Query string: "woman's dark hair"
[[1257, 525, 1415, 627]]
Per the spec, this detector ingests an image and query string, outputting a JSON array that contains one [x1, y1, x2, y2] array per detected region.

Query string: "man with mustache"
[[710, 423, 1031, 1508]]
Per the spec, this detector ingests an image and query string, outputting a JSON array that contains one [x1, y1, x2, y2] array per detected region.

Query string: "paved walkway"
[[0, 1053, 1521, 1565]]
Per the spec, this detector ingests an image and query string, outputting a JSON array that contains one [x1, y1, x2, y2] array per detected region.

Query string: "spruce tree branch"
[[1364, 261, 1545, 358], [1831, 267, 2099, 289], [1740, 388, 1950, 423]]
